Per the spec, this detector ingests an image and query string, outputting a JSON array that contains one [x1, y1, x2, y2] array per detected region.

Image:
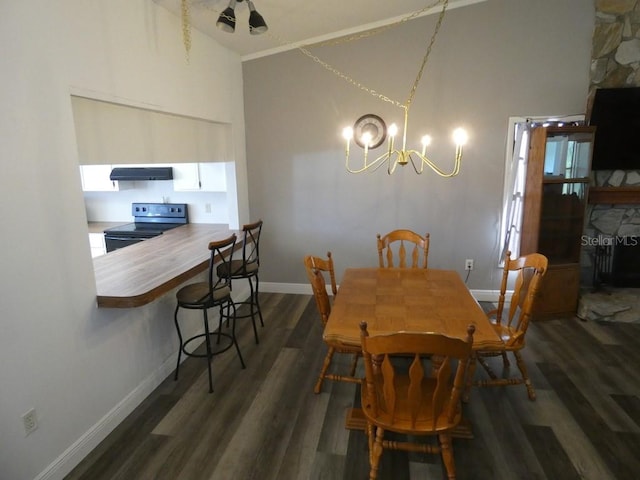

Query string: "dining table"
[[323, 267, 503, 437]]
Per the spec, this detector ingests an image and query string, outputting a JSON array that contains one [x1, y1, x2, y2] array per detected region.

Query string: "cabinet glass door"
[[543, 132, 592, 180], [539, 130, 593, 263]]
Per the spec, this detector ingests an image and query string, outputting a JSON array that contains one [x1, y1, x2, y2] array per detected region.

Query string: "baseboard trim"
[[471, 289, 502, 302], [261, 282, 501, 303], [35, 284, 251, 480], [35, 354, 178, 480]]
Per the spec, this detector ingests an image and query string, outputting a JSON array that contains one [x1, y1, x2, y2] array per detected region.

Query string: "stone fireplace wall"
[[590, 0, 640, 93], [581, 0, 640, 285], [582, 170, 640, 283]]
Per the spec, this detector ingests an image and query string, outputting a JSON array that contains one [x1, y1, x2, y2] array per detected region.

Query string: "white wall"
[[82, 181, 230, 224], [0, 0, 597, 477], [0, 1, 248, 479], [243, 0, 596, 290]]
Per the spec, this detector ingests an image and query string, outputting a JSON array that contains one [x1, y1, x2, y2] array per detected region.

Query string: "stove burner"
[[104, 203, 189, 252], [104, 222, 182, 238]]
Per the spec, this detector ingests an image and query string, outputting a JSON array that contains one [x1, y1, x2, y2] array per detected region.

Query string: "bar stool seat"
[[175, 283, 231, 307], [217, 219, 263, 344], [174, 233, 245, 393]]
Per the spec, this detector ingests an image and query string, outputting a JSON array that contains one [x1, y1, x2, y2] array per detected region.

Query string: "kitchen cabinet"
[[173, 163, 227, 192], [520, 125, 595, 318], [72, 96, 232, 166], [80, 165, 121, 191]]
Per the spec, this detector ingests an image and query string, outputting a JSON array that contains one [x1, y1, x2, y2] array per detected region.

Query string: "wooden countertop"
[[93, 224, 239, 308]]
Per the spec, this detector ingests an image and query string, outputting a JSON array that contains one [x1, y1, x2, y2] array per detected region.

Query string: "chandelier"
[[343, 108, 467, 176], [339, 0, 468, 176]]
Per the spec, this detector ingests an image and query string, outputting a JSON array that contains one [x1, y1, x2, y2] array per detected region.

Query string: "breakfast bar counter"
[[93, 224, 239, 308]]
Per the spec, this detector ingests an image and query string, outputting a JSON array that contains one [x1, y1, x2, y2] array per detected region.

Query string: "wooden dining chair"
[[377, 229, 430, 268], [303, 252, 361, 394], [469, 250, 547, 400], [359, 321, 475, 480]]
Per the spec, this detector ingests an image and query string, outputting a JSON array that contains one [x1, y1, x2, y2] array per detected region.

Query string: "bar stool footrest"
[[181, 332, 235, 358]]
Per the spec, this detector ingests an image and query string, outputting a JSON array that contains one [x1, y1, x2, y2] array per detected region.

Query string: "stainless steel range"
[[103, 203, 189, 253]]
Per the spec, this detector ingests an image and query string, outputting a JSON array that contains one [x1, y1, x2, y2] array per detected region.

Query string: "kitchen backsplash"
[[83, 182, 229, 224]]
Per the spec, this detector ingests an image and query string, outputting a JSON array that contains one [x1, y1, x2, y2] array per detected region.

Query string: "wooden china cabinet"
[[520, 125, 596, 318]]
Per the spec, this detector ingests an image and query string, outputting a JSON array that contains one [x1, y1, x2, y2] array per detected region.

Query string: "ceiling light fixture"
[[339, 0, 467, 176], [216, 0, 268, 35]]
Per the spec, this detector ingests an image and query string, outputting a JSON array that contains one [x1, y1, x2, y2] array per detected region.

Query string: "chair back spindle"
[[377, 230, 430, 269], [358, 321, 475, 478]]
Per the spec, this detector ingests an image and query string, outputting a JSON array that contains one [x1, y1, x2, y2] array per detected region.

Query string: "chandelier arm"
[[372, 157, 394, 173], [388, 156, 400, 175], [345, 151, 393, 174], [346, 146, 461, 176], [453, 146, 463, 175], [408, 152, 425, 174], [411, 150, 462, 177]]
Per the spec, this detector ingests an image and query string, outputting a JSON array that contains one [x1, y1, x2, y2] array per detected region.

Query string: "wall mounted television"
[[588, 87, 640, 170]]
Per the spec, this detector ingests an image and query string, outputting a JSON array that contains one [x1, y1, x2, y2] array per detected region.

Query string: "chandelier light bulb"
[[421, 135, 432, 147], [452, 128, 468, 146], [342, 126, 354, 141], [361, 131, 373, 147], [388, 123, 398, 137]]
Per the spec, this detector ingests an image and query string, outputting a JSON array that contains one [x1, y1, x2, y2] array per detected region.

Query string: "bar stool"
[[173, 233, 245, 393], [218, 220, 263, 344]]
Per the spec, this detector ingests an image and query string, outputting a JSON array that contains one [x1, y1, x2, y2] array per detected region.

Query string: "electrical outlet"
[[22, 408, 38, 436], [465, 259, 474, 271], [205, 203, 211, 214]]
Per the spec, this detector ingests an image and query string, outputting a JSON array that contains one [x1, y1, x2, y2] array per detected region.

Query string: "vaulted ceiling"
[[153, 0, 485, 60]]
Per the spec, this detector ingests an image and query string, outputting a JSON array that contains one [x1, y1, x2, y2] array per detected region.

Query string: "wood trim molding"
[[588, 186, 640, 205]]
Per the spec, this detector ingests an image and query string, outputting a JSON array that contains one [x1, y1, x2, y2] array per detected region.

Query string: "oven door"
[[104, 235, 146, 253]]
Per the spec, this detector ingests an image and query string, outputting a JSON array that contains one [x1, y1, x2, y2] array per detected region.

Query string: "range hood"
[[109, 167, 173, 181]]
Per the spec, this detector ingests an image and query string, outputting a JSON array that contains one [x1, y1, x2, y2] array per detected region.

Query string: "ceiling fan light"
[[247, 1, 268, 35], [249, 11, 268, 34], [216, 7, 236, 33]]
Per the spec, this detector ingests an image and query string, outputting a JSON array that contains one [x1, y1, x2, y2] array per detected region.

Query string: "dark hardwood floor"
[[65, 293, 640, 479]]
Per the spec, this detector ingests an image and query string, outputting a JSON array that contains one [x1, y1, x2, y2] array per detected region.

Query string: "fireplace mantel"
[[588, 186, 640, 205]]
